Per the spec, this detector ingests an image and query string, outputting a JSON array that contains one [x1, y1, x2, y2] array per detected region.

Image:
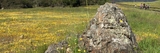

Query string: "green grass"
[[119, 1, 160, 53], [119, 0, 160, 8], [0, 1, 160, 53]]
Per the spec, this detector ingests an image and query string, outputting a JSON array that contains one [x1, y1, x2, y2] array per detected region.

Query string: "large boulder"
[[78, 3, 138, 53]]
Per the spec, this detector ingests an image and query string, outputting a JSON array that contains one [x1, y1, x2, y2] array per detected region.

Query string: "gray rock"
[[78, 3, 138, 53], [45, 41, 68, 53]]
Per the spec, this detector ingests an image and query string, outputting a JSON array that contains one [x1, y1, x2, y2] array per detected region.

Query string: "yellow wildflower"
[[68, 44, 71, 47], [84, 50, 86, 52], [79, 38, 83, 40], [61, 47, 63, 49], [34, 44, 37, 46], [57, 48, 59, 50], [78, 49, 81, 52], [119, 19, 123, 23]]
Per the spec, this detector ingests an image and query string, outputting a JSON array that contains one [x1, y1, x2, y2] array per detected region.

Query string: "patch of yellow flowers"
[[135, 31, 159, 42], [0, 8, 90, 53]]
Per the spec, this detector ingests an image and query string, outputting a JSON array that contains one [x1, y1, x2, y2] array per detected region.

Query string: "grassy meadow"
[[0, 0, 160, 53], [0, 6, 98, 53]]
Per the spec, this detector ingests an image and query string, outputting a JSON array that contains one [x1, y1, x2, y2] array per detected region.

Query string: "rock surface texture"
[[45, 41, 68, 53], [78, 3, 138, 53]]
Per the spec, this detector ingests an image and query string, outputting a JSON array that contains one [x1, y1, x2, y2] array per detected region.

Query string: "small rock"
[[45, 41, 68, 53]]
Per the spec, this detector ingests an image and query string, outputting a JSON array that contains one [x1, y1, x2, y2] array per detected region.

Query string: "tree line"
[[0, 0, 109, 9]]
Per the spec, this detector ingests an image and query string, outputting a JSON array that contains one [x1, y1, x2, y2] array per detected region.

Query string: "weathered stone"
[[45, 41, 68, 53], [78, 3, 138, 53]]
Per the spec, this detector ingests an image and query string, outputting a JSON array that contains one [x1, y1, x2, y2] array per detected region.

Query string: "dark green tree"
[[21, 0, 33, 8], [0, 0, 111, 8]]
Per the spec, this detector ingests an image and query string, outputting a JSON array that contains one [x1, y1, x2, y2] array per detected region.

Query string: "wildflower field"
[[0, 6, 98, 53], [0, 0, 160, 53]]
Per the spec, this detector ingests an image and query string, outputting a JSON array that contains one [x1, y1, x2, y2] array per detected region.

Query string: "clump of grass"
[[138, 37, 160, 53]]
